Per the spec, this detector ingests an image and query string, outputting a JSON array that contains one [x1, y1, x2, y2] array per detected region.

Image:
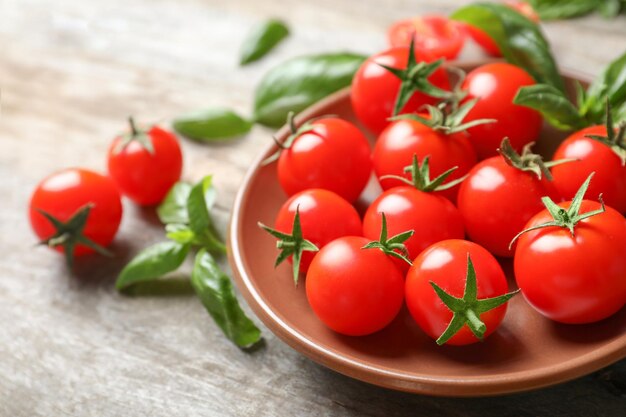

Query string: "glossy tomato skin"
[[459, 23, 501, 57], [373, 119, 477, 202], [363, 186, 465, 272], [351, 47, 451, 135], [306, 236, 404, 336], [29, 168, 123, 256], [457, 156, 562, 257], [514, 201, 626, 324], [277, 118, 371, 203], [461, 63, 542, 159], [387, 15, 464, 60], [552, 126, 626, 213], [274, 189, 362, 274], [108, 126, 183, 206], [406, 240, 510, 345]]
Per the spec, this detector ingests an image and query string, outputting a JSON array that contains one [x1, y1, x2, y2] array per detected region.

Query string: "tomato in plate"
[[461, 62, 542, 159], [351, 45, 451, 135], [513, 174, 626, 324], [551, 120, 626, 213], [269, 115, 372, 203], [259, 189, 362, 284], [29, 168, 123, 267], [108, 118, 183, 206], [387, 15, 464, 60], [405, 239, 518, 346], [457, 139, 564, 258], [306, 236, 405, 336]]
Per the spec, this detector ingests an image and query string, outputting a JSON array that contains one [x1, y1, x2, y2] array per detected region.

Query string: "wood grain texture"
[[1, 0, 625, 415]]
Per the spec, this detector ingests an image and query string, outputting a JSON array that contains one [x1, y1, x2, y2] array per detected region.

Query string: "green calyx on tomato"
[[37, 204, 113, 268], [378, 38, 451, 117], [381, 154, 467, 192], [498, 137, 575, 180], [430, 254, 519, 345], [114, 117, 155, 155], [258, 206, 319, 285], [362, 212, 415, 265], [510, 173, 606, 246], [584, 102, 626, 166]]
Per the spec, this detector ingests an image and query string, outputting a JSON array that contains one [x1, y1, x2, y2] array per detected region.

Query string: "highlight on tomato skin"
[[387, 15, 465, 60]]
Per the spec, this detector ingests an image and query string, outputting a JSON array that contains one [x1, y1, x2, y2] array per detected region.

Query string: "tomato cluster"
[[261, 41, 626, 346]]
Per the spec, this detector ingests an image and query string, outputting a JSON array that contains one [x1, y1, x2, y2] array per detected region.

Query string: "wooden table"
[[2, 0, 625, 415]]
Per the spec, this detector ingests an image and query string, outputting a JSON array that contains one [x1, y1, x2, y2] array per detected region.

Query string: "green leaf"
[[598, 0, 622, 18], [583, 51, 626, 123], [514, 84, 586, 130], [116, 241, 190, 291], [173, 108, 253, 141], [165, 223, 197, 245], [253, 52, 366, 127], [239, 19, 289, 66], [186, 176, 226, 254], [452, 2, 565, 92], [191, 249, 262, 348], [157, 182, 193, 225], [527, 0, 597, 20]]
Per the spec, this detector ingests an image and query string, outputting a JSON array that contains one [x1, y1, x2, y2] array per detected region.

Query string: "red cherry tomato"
[[277, 117, 372, 203], [274, 189, 362, 274], [461, 63, 542, 159], [108, 121, 183, 206], [306, 236, 404, 336], [29, 168, 123, 256], [387, 15, 464, 60], [363, 187, 464, 272], [373, 119, 476, 202], [552, 126, 626, 213], [457, 156, 561, 257], [514, 201, 626, 323], [406, 240, 512, 345], [351, 47, 451, 135]]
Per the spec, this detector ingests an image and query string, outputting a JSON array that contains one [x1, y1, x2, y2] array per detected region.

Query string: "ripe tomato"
[[108, 119, 183, 206], [373, 118, 476, 202], [406, 240, 515, 345], [29, 168, 123, 264], [268, 189, 362, 278], [457, 146, 562, 258], [551, 125, 626, 213], [461, 63, 542, 159], [275, 117, 371, 203], [306, 236, 404, 336], [387, 15, 464, 60], [514, 200, 626, 323], [351, 47, 450, 135]]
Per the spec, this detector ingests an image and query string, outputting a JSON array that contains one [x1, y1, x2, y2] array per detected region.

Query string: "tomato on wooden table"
[[29, 168, 123, 267], [387, 15, 464, 60]]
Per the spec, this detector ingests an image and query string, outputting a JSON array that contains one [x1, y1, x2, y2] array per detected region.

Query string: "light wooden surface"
[[1, 0, 626, 415]]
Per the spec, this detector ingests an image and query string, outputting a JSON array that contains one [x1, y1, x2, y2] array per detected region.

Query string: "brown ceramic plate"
[[228, 63, 626, 397]]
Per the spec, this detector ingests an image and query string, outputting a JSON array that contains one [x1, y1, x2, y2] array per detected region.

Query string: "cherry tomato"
[[387, 15, 464, 60], [514, 201, 626, 323], [457, 156, 561, 257], [551, 126, 626, 213], [363, 187, 464, 272], [461, 63, 542, 159], [29, 168, 123, 257], [108, 119, 183, 206], [351, 47, 451, 135], [373, 118, 476, 202], [306, 236, 404, 336], [276, 117, 371, 203], [406, 240, 513, 345], [273, 189, 362, 274]]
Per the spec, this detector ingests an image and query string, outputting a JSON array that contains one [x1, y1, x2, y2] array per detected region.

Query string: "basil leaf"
[[165, 223, 197, 245], [116, 241, 190, 291], [527, 0, 597, 20], [191, 249, 262, 348], [186, 175, 225, 254], [173, 108, 253, 141], [452, 3, 565, 92], [598, 0, 622, 18], [239, 19, 289, 66], [253, 52, 366, 127], [514, 84, 585, 130], [157, 182, 193, 225], [583, 51, 626, 122]]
